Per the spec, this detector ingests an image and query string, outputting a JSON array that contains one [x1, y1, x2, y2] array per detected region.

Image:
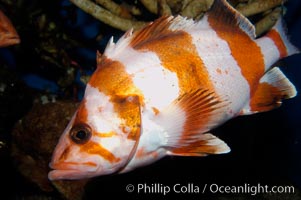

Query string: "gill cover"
[[112, 94, 142, 172]]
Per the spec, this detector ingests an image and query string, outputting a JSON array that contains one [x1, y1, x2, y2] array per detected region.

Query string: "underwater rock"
[[11, 100, 89, 199], [0, 66, 32, 146]]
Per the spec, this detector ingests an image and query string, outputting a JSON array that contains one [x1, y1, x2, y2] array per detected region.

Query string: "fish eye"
[[70, 124, 92, 144]]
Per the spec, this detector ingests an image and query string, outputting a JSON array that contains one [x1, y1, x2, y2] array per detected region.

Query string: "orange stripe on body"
[[266, 29, 288, 58], [111, 95, 141, 140], [132, 31, 214, 94], [95, 131, 117, 137], [89, 58, 141, 97], [74, 59, 142, 161], [131, 26, 217, 143], [74, 99, 88, 124], [87, 58, 142, 140], [207, 13, 265, 97]]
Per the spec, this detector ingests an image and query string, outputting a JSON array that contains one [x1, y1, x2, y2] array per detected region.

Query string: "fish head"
[[48, 85, 141, 180], [0, 10, 20, 47]]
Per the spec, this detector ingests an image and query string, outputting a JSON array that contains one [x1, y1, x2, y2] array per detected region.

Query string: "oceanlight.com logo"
[[125, 183, 295, 196], [208, 183, 295, 196]]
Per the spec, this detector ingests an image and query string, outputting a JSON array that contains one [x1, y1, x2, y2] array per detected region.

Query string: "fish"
[[0, 10, 20, 47], [48, 0, 299, 180]]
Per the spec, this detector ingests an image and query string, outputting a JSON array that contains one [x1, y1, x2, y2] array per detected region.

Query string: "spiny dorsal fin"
[[104, 0, 255, 57], [129, 15, 194, 48], [96, 50, 102, 65], [103, 15, 195, 58], [207, 0, 256, 39]]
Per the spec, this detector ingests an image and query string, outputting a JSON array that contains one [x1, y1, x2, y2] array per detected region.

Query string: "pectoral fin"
[[154, 88, 230, 156]]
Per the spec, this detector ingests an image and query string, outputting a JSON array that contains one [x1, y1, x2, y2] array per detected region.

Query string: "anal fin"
[[167, 133, 230, 157], [242, 67, 297, 115]]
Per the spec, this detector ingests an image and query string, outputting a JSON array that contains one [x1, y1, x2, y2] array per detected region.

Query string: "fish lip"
[[48, 161, 98, 180], [48, 169, 83, 180]]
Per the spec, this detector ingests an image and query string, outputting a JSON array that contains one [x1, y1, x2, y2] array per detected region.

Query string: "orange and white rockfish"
[[48, 0, 299, 180], [0, 10, 20, 47]]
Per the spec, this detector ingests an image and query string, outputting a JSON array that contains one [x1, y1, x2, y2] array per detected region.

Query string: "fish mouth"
[[48, 169, 83, 180], [48, 161, 98, 180]]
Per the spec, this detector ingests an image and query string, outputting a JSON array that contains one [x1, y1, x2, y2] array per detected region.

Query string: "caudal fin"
[[265, 18, 299, 58]]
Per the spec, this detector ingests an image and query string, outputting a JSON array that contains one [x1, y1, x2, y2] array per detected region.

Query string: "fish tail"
[[265, 18, 299, 58]]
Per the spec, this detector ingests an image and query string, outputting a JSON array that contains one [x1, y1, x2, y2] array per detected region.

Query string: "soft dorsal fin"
[[240, 67, 297, 115], [206, 0, 256, 39]]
